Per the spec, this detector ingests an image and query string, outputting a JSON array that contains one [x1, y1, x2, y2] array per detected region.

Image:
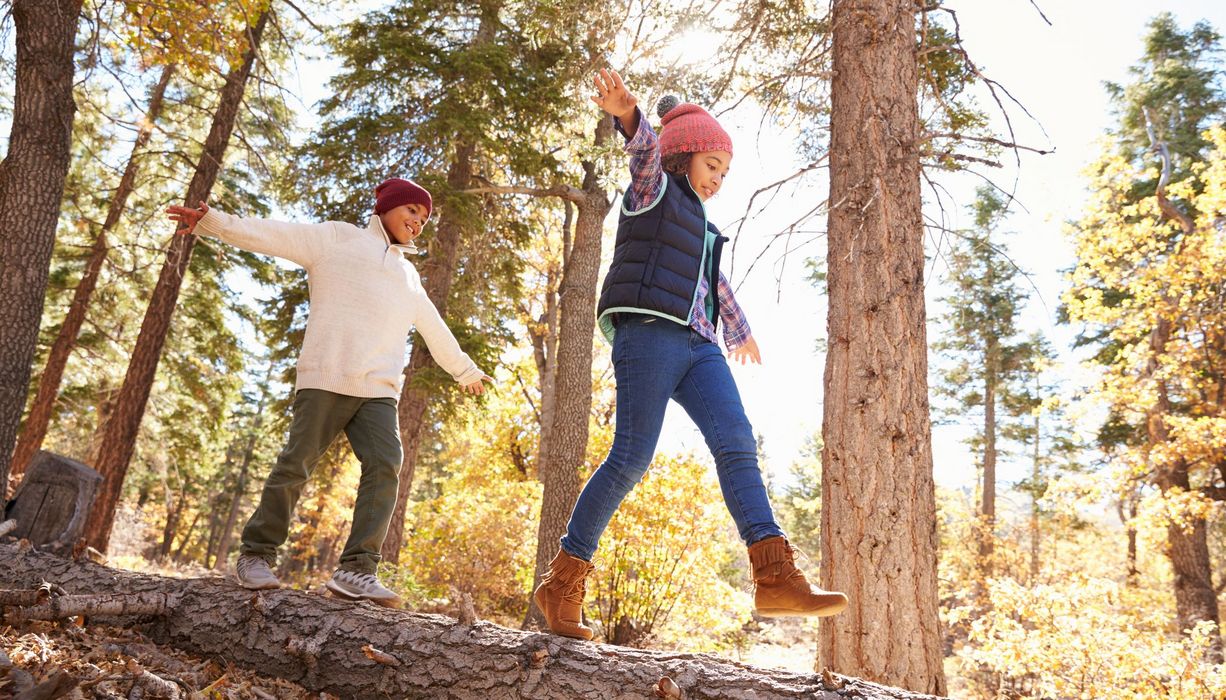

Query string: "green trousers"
[[240, 389, 402, 574]]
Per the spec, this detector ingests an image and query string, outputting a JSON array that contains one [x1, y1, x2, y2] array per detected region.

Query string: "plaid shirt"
[[616, 109, 753, 351]]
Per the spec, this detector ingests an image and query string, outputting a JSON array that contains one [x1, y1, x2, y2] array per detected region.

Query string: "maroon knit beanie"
[[656, 95, 733, 158], [374, 177, 432, 218]]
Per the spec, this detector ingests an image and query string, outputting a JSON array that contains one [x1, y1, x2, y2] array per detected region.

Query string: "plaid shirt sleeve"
[[614, 107, 664, 213], [717, 272, 753, 350]]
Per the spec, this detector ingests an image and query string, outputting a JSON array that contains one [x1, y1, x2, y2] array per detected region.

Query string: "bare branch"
[[1026, 0, 1053, 26], [463, 182, 584, 203], [923, 131, 1055, 157], [279, 0, 327, 34]]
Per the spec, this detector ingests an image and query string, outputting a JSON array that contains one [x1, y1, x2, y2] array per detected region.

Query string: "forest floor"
[[2, 620, 328, 699]]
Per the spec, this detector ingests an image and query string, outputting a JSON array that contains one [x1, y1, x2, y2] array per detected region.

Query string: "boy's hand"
[[729, 336, 762, 365], [591, 69, 638, 128], [167, 201, 210, 235], [462, 374, 495, 396]]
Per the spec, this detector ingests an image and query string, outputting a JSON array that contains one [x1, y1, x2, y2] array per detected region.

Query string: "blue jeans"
[[560, 314, 785, 561]]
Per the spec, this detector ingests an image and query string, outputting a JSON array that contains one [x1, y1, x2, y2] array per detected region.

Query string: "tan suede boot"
[[534, 548, 596, 640], [749, 536, 848, 617]]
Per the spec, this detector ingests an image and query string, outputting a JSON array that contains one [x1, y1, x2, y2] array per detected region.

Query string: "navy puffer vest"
[[597, 173, 726, 342]]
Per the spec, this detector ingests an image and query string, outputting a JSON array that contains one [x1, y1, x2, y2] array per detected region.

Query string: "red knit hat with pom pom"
[[656, 96, 732, 158], [374, 177, 432, 217]]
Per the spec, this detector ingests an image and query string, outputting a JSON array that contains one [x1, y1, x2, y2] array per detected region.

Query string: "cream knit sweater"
[[196, 208, 484, 399]]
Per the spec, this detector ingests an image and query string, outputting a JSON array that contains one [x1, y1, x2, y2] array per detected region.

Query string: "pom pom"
[[656, 95, 681, 119]]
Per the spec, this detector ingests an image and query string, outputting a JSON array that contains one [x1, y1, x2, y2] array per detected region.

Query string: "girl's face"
[[687, 150, 732, 201], [380, 202, 430, 245]]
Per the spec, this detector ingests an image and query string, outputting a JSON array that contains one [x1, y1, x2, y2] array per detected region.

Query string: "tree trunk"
[[1118, 492, 1140, 584], [202, 492, 224, 566], [159, 488, 186, 561], [1028, 406, 1041, 583], [381, 141, 476, 564], [0, 544, 947, 700], [212, 364, 273, 570], [173, 507, 203, 562], [1143, 134, 1223, 661], [1147, 318, 1222, 662], [819, 0, 945, 694], [524, 120, 613, 628], [0, 0, 84, 496], [10, 63, 176, 478], [82, 13, 269, 552], [213, 398, 267, 571], [980, 340, 997, 576], [533, 230, 564, 469]]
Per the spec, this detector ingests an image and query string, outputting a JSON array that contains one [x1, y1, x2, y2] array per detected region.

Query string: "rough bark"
[[381, 141, 476, 564], [0, 543, 947, 700], [980, 338, 997, 574], [12, 668, 77, 700], [820, 0, 946, 694], [82, 13, 270, 552], [1028, 407, 1040, 582], [525, 119, 614, 628], [1143, 131, 1222, 661], [0, 0, 84, 497], [3, 591, 171, 624], [532, 209, 566, 471], [1147, 319, 1222, 661], [10, 64, 177, 478], [212, 393, 267, 570]]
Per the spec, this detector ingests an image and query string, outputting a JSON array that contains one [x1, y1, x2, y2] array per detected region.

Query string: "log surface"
[[0, 544, 947, 700]]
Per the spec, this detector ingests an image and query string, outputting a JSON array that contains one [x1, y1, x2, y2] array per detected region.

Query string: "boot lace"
[[560, 579, 587, 605], [784, 543, 815, 584]]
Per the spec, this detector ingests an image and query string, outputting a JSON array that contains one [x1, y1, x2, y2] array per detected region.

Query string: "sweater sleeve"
[[194, 207, 337, 268], [412, 292, 485, 385]]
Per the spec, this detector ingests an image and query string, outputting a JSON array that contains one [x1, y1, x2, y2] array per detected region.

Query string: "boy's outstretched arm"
[[412, 293, 493, 396], [167, 201, 210, 234], [166, 200, 335, 268]]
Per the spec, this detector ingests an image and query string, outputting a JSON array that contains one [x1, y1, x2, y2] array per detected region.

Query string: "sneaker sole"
[[325, 579, 403, 609]]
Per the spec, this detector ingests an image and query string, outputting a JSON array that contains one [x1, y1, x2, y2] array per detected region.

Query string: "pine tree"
[[1064, 14, 1225, 661], [932, 186, 1035, 577]]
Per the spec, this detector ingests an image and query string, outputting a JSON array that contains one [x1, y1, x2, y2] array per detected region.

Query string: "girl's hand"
[[462, 374, 495, 395], [167, 201, 210, 235], [591, 68, 638, 125], [729, 336, 762, 365]]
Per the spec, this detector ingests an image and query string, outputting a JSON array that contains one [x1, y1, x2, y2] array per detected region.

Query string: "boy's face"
[[687, 150, 732, 201], [380, 203, 430, 245]]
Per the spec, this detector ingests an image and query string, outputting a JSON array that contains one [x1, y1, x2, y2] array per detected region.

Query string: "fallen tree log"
[[0, 543, 947, 699]]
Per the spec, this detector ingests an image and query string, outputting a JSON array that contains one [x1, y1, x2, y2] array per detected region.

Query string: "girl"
[[168, 178, 491, 608], [533, 70, 847, 640]]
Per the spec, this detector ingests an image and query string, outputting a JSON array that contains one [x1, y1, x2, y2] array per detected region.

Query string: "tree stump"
[[3, 451, 101, 550]]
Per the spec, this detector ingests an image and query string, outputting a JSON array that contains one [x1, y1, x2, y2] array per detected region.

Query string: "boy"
[[168, 178, 491, 607]]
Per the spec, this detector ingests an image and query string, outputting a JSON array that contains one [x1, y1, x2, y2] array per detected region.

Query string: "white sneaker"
[[235, 554, 281, 590], [326, 569, 403, 608]]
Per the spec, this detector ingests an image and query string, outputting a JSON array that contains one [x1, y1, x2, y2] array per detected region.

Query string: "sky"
[[258, 0, 1226, 496], [7, 1, 1215, 496], [649, 0, 1226, 494]]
